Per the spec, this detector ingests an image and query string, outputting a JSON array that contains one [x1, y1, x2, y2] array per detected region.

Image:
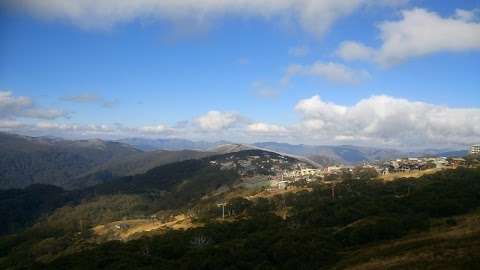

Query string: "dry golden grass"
[[379, 168, 442, 181], [334, 211, 480, 270], [246, 186, 312, 200], [92, 214, 201, 241]]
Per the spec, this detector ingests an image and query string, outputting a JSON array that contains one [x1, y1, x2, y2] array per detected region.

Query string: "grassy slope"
[[334, 211, 480, 270]]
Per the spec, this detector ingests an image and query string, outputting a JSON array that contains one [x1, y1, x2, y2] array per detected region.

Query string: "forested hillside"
[[0, 133, 216, 190], [0, 132, 140, 189], [69, 149, 214, 189], [0, 166, 479, 269]]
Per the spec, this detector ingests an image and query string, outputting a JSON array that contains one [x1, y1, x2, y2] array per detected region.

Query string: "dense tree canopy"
[[1, 167, 479, 269]]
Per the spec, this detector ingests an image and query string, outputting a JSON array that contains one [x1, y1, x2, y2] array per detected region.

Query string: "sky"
[[0, 0, 479, 149]]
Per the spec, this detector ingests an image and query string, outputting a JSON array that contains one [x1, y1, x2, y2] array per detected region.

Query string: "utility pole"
[[217, 202, 227, 220]]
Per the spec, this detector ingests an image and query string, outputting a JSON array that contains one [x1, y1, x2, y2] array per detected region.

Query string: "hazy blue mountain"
[[253, 142, 407, 164], [416, 149, 469, 157], [1, 132, 468, 190], [254, 142, 469, 164], [118, 138, 468, 165], [117, 138, 231, 151]]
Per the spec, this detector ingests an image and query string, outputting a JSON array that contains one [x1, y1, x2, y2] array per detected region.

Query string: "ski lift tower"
[[217, 202, 227, 220]]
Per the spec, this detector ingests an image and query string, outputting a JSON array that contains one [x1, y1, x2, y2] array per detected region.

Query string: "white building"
[[471, 144, 480, 155], [326, 166, 343, 173], [271, 180, 289, 189]]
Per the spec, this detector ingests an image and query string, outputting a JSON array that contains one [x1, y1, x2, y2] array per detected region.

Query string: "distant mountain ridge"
[[0, 132, 141, 189], [117, 138, 230, 151], [117, 138, 468, 165], [253, 142, 405, 164], [0, 133, 469, 189], [70, 149, 214, 189], [254, 142, 469, 164], [0, 133, 215, 190]]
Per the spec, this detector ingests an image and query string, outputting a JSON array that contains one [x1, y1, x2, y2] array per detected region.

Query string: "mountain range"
[[0, 132, 469, 190], [1, 148, 479, 269], [0, 133, 217, 189], [120, 138, 469, 164], [0, 131, 478, 269], [116, 137, 230, 151]]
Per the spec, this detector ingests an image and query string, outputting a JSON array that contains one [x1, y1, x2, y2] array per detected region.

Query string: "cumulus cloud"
[[294, 95, 480, 147], [34, 122, 116, 134], [1, 0, 404, 38], [61, 93, 116, 108], [0, 121, 179, 137], [337, 8, 480, 66], [247, 122, 288, 135], [454, 8, 479, 22], [136, 124, 176, 135], [194, 110, 244, 131], [3, 91, 478, 148], [289, 45, 310, 57], [336, 41, 375, 61], [0, 120, 25, 129], [0, 91, 67, 120], [284, 61, 371, 84]]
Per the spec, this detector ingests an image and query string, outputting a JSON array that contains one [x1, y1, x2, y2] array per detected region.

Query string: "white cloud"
[[194, 110, 244, 131], [247, 122, 288, 135], [336, 41, 375, 61], [2, 0, 403, 38], [294, 95, 480, 147], [289, 45, 310, 57], [284, 61, 371, 84], [34, 122, 117, 134], [61, 93, 116, 108], [0, 121, 179, 138], [136, 124, 176, 135], [454, 8, 480, 22], [0, 120, 25, 129], [3, 91, 478, 148], [337, 8, 480, 66], [0, 91, 67, 120]]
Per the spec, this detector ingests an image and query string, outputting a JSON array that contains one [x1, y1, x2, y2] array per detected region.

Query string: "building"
[[326, 166, 343, 173], [450, 158, 466, 168], [471, 144, 480, 155]]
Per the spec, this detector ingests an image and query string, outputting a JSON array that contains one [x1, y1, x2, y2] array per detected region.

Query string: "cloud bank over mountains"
[[294, 95, 480, 147], [0, 91, 67, 120], [1, 91, 478, 148]]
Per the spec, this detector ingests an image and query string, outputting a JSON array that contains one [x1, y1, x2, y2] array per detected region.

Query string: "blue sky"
[[0, 0, 479, 148]]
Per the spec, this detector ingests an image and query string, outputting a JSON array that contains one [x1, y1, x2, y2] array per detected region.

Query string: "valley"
[[2, 2, 478, 269], [0, 132, 479, 269]]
